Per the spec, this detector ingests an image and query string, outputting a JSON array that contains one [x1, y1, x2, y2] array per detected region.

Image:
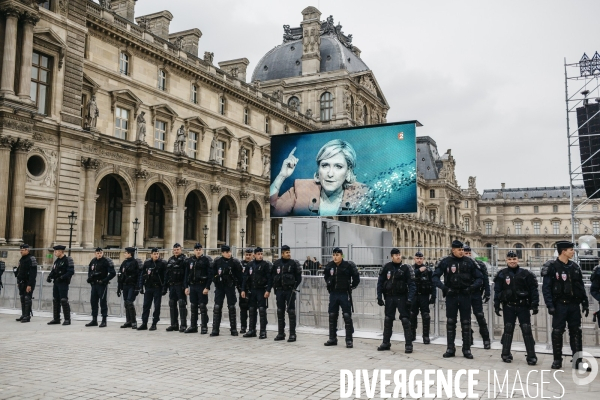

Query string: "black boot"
[[476, 312, 491, 349], [287, 310, 297, 342], [551, 329, 563, 369], [86, 317, 98, 327], [61, 298, 71, 326], [324, 313, 338, 346], [377, 316, 393, 351], [274, 308, 286, 341], [522, 323, 537, 365], [185, 303, 198, 333], [48, 299, 61, 325], [16, 295, 25, 321], [20, 296, 32, 323], [401, 317, 413, 353], [228, 306, 238, 336], [422, 313, 431, 344], [166, 300, 178, 332], [137, 322, 148, 330], [570, 326, 591, 371], [149, 322, 157, 331], [244, 307, 257, 337], [443, 318, 456, 357], [258, 307, 268, 339], [409, 311, 418, 346], [178, 300, 187, 332], [240, 305, 248, 334], [343, 313, 354, 348], [501, 322, 514, 363], [461, 320, 473, 359], [121, 301, 132, 328], [129, 303, 137, 329], [210, 304, 222, 336], [199, 303, 209, 334], [99, 316, 107, 328]]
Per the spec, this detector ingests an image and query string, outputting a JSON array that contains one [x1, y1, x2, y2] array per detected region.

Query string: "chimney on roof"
[[501, 183, 506, 189], [111, 0, 136, 22], [169, 29, 202, 57], [136, 11, 173, 40], [219, 58, 250, 82], [300, 6, 322, 75]]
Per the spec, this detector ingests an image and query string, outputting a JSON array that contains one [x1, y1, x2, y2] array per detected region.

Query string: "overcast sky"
[[136, 0, 600, 191]]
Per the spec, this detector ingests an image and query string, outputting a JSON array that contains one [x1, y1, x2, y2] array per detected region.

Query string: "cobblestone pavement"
[[0, 312, 598, 400]]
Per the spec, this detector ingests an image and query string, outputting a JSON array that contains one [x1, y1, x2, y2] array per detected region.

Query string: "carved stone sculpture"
[[204, 51, 214, 64], [174, 125, 186, 155], [99, 0, 111, 9], [237, 146, 247, 172], [136, 111, 146, 142], [209, 134, 220, 163], [84, 95, 99, 130], [262, 154, 270, 178], [305, 109, 313, 119]]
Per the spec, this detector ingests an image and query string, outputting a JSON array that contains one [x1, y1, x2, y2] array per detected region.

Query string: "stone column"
[[134, 169, 149, 248], [121, 201, 134, 248], [0, 135, 15, 244], [0, 8, 20, 96], [175, 178, 187, 246], [8, 139, 34, 245], [164, 206, 176, 247], [239, 191, 248, 248], [81, 158, 100, 248], [17, 13, 39, 100], [209, 185, 220, 249]]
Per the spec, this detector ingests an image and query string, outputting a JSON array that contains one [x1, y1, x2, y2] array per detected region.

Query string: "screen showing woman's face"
[[318, 152, 348, 194]]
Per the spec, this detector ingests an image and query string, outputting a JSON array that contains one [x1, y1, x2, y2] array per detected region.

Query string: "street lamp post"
[[240, 228, 245, 250], [203, 224, 209, 248], [67, 211, 77, 257], [132, 218, 140, 248]]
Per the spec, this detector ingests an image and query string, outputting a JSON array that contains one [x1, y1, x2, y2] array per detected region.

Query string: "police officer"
[[210, 245, 243, 336], [464, 245, 491, 349], [272, 245, 302, 342], [117, 247, 143, 329], [591, 263, 600, 304], [14, 244, 37, 323], [85, 247, 116, 328], [184, 243, 213, 334], [541, 240, 590, 370], [494, 250, 539, 365], [241, 247, 273, 339], [377, 248, 416, 353], [47, 245, 75, 326], [239, 249, 253, 334], [323, 247, 360, 348], [164, 243, 188, 332], [137, 248, 167, 331], [410, 251, 435, 344], [432, 240, 482, 359], [0, 258, 5, 295]]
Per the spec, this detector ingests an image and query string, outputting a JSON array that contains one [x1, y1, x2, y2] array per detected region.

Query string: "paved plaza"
[[0, 311, 598, 400]]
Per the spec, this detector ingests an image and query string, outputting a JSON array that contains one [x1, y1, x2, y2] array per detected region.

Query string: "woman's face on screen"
[[318, 152, 348, 194]]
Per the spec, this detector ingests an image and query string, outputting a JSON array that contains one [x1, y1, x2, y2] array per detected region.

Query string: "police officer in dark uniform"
[[323, 247, 360, 348], [464, 245, 491, 349], [591, 263, 600, 304], [47, 245, 75, 326], [377, 248, 416, 353], [241, 247, 273, 339], [239, 248, 253, 334], [0, 258, 5, 295], [117, 247, 143, 329], [432, 240, 482, 359], [541, 240, 590, 370], [137, 248, 167, 331], [14, 244, 37, 323], [272, 245, 302, 342], [85, 247, 116, 328], [410, 251, 435, 344], [210, 245, 243, 336], [183, 243, 213, 334], [165, 243, 188, 332], [494, 250, 539, 365]]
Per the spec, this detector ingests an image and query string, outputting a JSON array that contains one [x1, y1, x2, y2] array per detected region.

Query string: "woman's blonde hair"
[[314, 139, 357, 188]]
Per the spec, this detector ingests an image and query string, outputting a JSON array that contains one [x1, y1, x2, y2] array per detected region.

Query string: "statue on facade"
[[237, 146, 248, 172], [262, 153, 270, 178], [305, 108, 313, 119], [468, 176, 476, 189], [99, 0, 111, 9], [136, 111, 146, 142], [209, 133, 220, 163], [137, 17, 147, 30], [204, 51, 214, 64], [174, 125, 186, 155], [272, 90, 282, 101], [84, 95, 99, 130], [173, 36, 184, 50]]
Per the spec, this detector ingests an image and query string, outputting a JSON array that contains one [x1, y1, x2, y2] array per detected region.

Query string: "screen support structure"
[[564, 54, 600, 245]]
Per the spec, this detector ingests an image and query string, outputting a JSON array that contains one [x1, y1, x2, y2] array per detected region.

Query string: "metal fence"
[[1, 245, 598, 347]]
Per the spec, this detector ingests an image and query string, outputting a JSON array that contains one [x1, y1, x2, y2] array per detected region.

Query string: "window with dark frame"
[[188, 131, 198, 158], [106, 177, 123, 236], [146, 185, 165, 238], [154, 120, 166, 150], [115, 107, 129, 140], [320, 92, 333, 121], [219, 96, 226, 115], [158, 69, 166, 91], [191, 84, 198, 104], [41, 1, 51, 10], [243, 107, 249, 125], [31, 51, 51, 115], [184, 195, 198, 240], [119, 52, 129, 75]]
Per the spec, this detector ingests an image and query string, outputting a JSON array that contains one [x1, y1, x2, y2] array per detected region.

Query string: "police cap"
[[390, 248, 400, 255], [20, 243, 29, 249], [221, 245, 231, 252], [193, 243, 202, 249], [451, 240, 464, 249], [124, 247, 136, 255], [415, 251, 424, 257], [333, 247, 343, 255], [53, 245, 66, 251], [506, 250, 518, 258], [253, 247, 263, 253], [281, 245, 291, 252]]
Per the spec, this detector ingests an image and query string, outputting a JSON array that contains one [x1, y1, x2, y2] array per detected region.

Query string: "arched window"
[[514, 243, 524, 259], [106, 176, 122, 236], [533, 243, 543, 257], [320, 92, 333, 121], [287, 96, 300, 111], [429, 189, 435, 199], [184, 194, 199, 240], [146, 184, 165, 238]]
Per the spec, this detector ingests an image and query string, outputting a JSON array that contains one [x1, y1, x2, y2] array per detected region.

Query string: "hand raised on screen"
[[278, 147, 299, 179]]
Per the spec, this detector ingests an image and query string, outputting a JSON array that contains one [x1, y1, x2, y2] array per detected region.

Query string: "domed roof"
[[251, 17, 370, 82]]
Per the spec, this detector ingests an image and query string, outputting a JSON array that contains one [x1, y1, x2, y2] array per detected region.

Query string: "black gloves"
[[86, 277, 93, 284], [483, 295, 490, 304], [162, 287, 168, 296], [548, 307, 555, 316], [429, 297, 435, 305], [494, 303, 502, 317], [46, 276, 52, 283], [532, 307, 539, 315], [377, 298, 384, 307], [117, 289, 121, 297], [140, 287, 145, 295], [406, 300, 412, 309], [134, 288, 140, 296], [583, 307, 589, 318]]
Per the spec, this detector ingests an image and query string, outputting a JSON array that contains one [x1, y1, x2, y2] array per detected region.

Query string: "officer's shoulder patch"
[[540, 263, 550, 277], [407, 266, 415, 279]]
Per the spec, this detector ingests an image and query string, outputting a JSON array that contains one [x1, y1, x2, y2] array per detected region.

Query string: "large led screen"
[[269, 121, 418, 217]]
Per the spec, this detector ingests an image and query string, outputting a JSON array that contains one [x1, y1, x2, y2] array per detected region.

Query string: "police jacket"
[[118, 257, 143, 289], [413, 264, 436, 298], [323, 260, 360, 294], [377, 262, 416, 301], [212, 256, 243, 289], [184, 255, 213, 289], [432, 255, 482, 294], [242, 260, 273, 292], [493, 266, 539, 308], [87, 257, 116, 285], [591, 265, 600, 303], [473, 259, 491, 297], [541, 258, 588, 309], [50, 255, 75, 284], [139, 258, 167, 289], [165, 254, 187, 286], [272, 258, 302, 291], [16, 254, 37, 287]]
